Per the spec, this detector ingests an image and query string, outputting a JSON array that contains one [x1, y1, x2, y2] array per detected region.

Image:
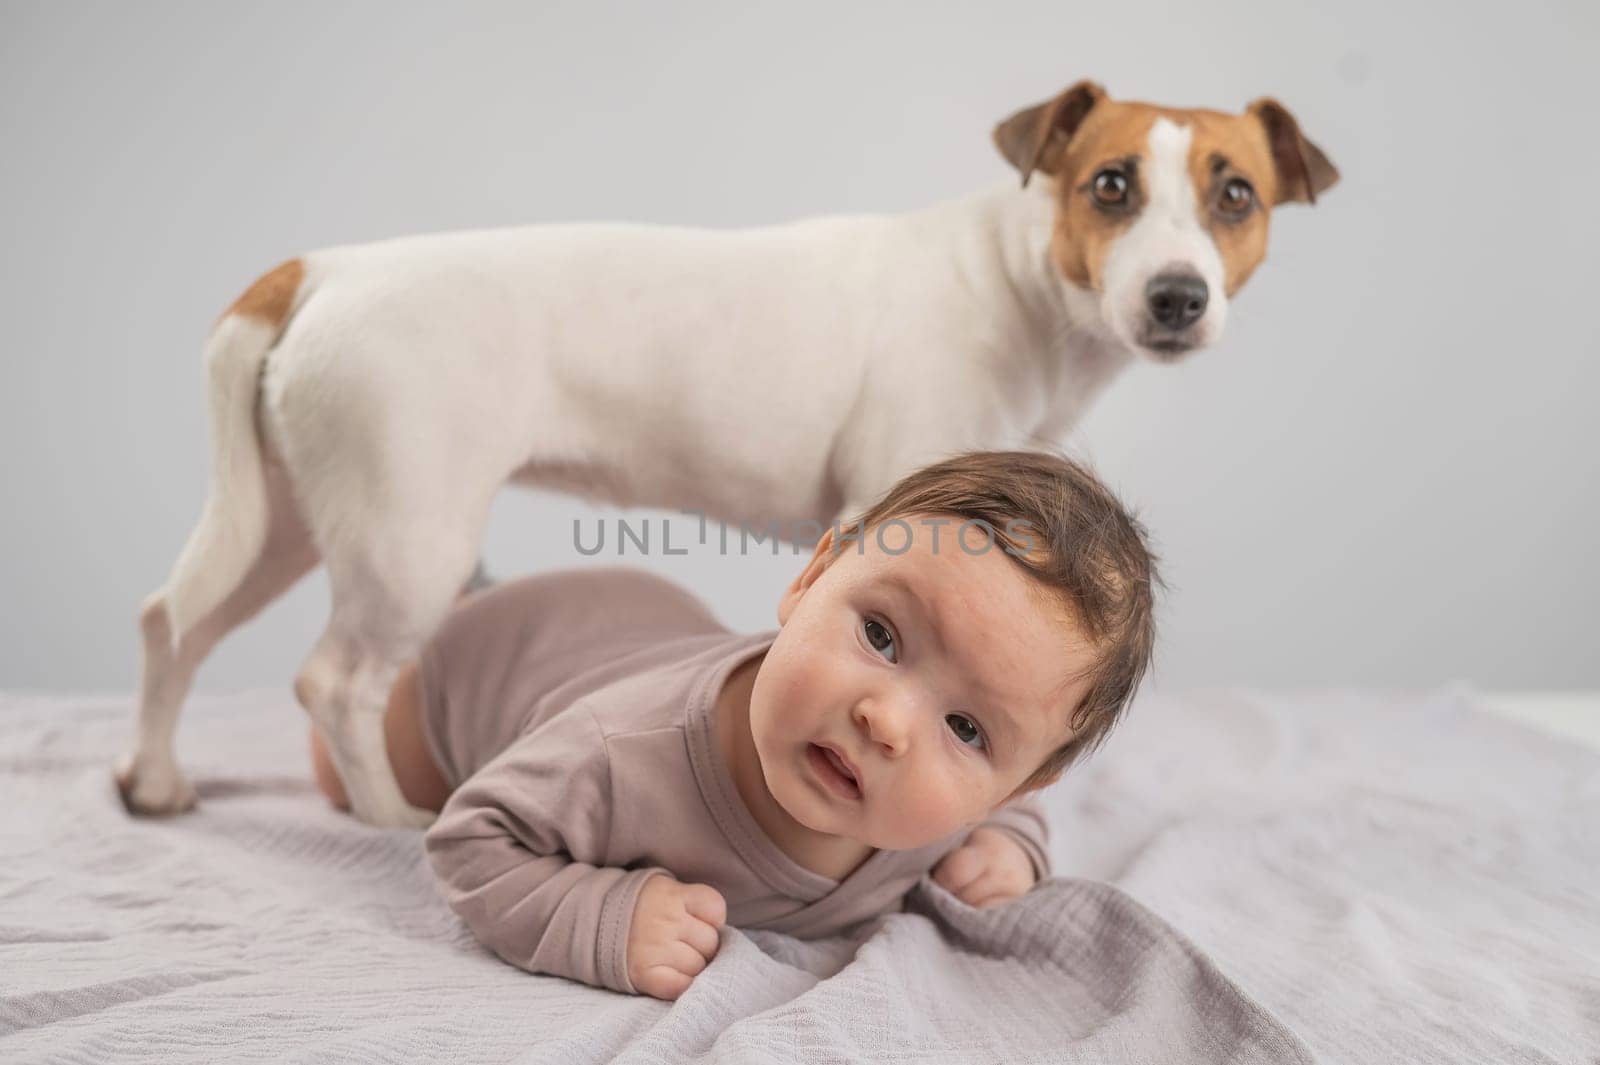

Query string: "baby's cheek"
[[874, 781, 972, 849], [752, 660, 816, 745]]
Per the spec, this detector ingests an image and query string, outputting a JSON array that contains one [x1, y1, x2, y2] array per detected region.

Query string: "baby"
[[310, 450, 1158, 1000]]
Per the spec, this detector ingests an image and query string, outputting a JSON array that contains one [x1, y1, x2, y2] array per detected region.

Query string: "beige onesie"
[[420, 567, 1050, 994]]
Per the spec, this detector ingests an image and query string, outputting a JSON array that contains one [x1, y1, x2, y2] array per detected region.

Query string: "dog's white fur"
[[1101, 119, 1229, 352], [115, 113, 1289, 827]]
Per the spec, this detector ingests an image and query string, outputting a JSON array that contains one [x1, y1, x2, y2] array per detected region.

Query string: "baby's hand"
[[626, 874, 727, 1000], [932, 826, 1038, 909]]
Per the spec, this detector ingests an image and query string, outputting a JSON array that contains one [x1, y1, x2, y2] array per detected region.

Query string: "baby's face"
[[748, 520, 1094, 850]]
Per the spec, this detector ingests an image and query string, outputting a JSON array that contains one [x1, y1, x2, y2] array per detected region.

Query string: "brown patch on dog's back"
[[221, 259, 304, 329]]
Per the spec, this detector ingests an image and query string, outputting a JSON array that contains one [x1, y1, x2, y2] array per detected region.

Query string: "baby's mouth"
[[807, 742, 863, 801]]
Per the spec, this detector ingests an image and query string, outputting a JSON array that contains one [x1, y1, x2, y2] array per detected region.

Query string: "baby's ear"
[[777, 527, 838, 625]]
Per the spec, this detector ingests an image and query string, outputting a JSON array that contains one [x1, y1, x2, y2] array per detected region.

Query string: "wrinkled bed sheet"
[[2, 685, 1595, 1063]]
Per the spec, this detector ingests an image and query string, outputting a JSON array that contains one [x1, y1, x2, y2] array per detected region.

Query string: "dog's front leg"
[[296, 634, 437, 830]]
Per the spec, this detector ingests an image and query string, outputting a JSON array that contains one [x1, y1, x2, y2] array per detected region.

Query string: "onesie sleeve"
[[423, 705, 668, 994], [975, 791, 1052, 882]]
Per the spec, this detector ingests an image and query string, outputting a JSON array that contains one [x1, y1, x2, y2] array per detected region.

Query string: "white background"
[[2, 1, 1595, 693]]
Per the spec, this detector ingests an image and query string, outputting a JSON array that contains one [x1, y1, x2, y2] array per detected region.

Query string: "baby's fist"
[[932, 826, 1038, 909], [626, 875, 726, 1000]]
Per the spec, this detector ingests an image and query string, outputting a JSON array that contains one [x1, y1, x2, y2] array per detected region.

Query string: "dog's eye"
[[1218, 177, 1255, 217], [1091, 168, 1129, 207]]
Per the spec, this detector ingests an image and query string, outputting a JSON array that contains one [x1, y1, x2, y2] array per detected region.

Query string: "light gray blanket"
[[2, 685, 1595, 1063]]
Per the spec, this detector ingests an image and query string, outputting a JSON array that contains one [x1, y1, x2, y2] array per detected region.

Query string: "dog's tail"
[[163, 259, 310, 647]]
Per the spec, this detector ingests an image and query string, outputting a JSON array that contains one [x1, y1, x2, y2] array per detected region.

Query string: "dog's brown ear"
[[1247, 98, 1339, 205], [992, 80, 1106, 188]]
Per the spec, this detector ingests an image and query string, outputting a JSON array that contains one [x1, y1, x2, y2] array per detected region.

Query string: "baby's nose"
[[853, 696, 912, 757]]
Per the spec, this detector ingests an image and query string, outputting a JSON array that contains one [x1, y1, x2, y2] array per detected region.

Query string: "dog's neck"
[[929, 178, 1138, 436]]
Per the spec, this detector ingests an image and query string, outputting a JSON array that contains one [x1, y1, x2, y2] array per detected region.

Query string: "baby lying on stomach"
[[311, 450, 1158, 999]]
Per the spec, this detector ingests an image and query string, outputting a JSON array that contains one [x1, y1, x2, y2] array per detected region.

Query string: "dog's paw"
[[114, 753, 199, 816], [380, 803, 439, 831], [353, 798, 438, 831]]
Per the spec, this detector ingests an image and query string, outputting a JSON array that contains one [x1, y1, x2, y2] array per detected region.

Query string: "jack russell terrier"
[[116, 80, 1338, 827]]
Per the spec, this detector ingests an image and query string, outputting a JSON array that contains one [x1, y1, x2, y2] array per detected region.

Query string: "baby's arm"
[[423, 707, 723, 998], [625, 874, 726, 999], [973, 791, 1050, 882], [932, 793, 1051, 908]]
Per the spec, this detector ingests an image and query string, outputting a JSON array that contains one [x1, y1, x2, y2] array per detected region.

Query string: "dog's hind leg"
[[117, 460, 318, 815], [118, 277, 316, 815], [294, 513, 485, 829]]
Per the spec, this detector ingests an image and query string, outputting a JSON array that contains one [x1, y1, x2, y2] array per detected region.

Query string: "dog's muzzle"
[[1139, 271, 1209, 356]]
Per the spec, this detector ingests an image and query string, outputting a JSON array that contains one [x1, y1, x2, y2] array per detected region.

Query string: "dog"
[[115, 80, 1337, 827]]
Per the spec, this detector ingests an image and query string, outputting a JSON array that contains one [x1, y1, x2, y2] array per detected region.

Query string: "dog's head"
[[994, 81, 1338, 361]]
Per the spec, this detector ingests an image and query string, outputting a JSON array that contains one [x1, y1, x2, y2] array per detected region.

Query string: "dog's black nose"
[[1145, 273, 1209, 330]]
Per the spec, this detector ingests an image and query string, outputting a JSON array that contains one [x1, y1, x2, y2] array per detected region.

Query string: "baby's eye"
[[946, 714, 986, 750], [863, 617, 897, 663]]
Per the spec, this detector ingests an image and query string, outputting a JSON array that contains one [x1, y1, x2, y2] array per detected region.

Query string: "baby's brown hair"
[[836, 450, 1160, 791]]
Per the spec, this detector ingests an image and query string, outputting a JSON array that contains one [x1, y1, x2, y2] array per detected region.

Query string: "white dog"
[[116, 80, 1337, 827]]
